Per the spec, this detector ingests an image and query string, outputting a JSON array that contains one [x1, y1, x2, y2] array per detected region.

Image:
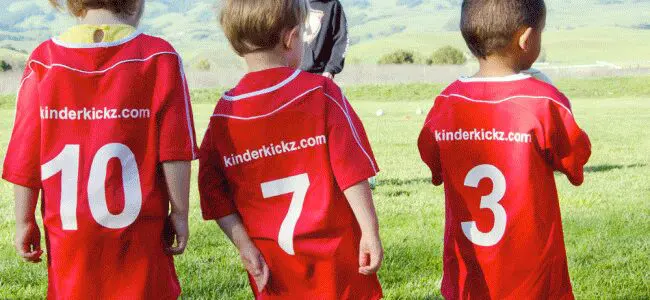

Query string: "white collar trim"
[[223, 69, 301, 101], [458, 73, 531, 83]]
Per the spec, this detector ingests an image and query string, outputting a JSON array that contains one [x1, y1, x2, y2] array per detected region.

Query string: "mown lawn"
[[0, 77, 649, 299]]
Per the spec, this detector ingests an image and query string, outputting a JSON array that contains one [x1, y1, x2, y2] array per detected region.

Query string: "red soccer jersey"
[[199, 67, 382, 299], [2, 32, 198, 299], [418, 74, 591, 299]]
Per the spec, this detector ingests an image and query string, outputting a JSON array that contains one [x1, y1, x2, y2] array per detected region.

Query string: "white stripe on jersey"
[[29, 51, 180, 74], [324, 92, 378, 173], [212, 86, 322, 120], [24, 51, 198, 159], [458, 74, 531, 82], [212, 85, 378, 174], [438, 94, 573, 115], [222, 69, 302, 101]]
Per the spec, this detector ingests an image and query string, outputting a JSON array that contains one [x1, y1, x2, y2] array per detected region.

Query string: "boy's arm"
[[324, 1, 348, 76], [325, 83, 383, 274], [217, 214, 269, 292], [418, 109, 443, 185], [14, 185, 43, 263], [343, 181, 383, 275], [162, 161, 191, 255], [542, 96, 592, 185]]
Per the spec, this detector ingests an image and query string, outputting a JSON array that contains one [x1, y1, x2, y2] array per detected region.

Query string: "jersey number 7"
[[261, 173, 310, 256]]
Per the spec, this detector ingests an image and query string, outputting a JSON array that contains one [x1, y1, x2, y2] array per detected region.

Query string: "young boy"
[[418, 0, 591, 299], [199, 0, 383, 298], [3, 0, 198, 298]]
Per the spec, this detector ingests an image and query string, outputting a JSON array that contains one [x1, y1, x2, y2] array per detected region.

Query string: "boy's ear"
[[518, 27, 534, 52], [283, 26, 301, 50]]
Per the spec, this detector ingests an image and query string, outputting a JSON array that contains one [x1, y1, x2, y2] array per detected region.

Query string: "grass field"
[[0, 77, 649, 299]]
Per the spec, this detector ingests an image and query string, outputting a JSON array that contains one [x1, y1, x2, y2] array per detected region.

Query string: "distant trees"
[[427, 46, 466, 65], [194, 59, 211, 71], [378, 50, 422, 64], [378, 46, 467, 65], [0, 60, 12, 72]]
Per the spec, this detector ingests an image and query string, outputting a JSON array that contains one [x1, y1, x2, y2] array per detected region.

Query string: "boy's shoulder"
[[438, 76, 573, 114]]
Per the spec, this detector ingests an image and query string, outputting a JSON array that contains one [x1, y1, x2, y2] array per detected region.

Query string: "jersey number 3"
[[462, 164, 507, 247], [42, 143, 142, 230], [261, 173, 310, 256]]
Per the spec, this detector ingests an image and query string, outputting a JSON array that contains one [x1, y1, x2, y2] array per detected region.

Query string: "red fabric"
[[199, 67, 382, 299], [3, 34, 198, 299], [418, 77, 591, 300]]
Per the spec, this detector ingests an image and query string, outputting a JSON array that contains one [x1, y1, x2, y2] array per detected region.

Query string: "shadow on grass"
[[379, 177, 431, 187], [584, 163, 647, 173]]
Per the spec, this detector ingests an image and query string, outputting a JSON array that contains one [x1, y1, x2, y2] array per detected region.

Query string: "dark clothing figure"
[[301, 0, 348, 76]]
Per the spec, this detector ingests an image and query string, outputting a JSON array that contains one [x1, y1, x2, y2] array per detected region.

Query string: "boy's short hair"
[[461, 0, 546, 59], [220, 0, 310, 56], [49, 0, 139, 17]]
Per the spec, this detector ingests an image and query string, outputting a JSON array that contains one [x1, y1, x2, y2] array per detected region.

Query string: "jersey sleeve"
[[157, 54, 199, 162], [540, 95, 591, 186], [325, 84, 379, 190], [2, 66, 42, 189], [198, 123, 237, 220], [418, 104, 443, 186]]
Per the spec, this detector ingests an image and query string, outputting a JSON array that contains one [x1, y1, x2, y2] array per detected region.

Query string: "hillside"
[[0, 0, 649, 69]]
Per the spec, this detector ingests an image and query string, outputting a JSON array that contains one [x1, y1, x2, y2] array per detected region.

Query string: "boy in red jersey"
[[3, 1, 198, 298], [199, 0, 383, 298], [418, 0, 591, 299]]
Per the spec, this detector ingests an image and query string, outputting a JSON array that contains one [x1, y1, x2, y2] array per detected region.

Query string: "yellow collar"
[[57, 24, 137, 44]]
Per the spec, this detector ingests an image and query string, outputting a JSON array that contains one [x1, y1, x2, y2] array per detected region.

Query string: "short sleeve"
[[325, 85, 379, 191], [198, 124, 237, 220], [157, 54, 199, 162], [2, 66, 42, 189], [418, 109, 443, 186], [540, 95, 591, 186]]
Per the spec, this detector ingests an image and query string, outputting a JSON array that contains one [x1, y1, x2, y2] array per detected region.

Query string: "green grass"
[[0, 79, 649, 298], [348, 27, 650, 65]]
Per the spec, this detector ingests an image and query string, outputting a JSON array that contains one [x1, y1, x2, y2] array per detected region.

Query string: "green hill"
[[0, 0, 649, 68]]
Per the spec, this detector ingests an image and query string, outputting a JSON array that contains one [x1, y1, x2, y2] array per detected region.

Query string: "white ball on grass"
[[376, 109, 384, 117], [415, 108, 423, 115]]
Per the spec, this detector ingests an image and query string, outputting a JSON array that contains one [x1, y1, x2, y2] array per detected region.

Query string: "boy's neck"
[[243, 50, 290, 73], [80, 9, 135, 27], [474, 55, 523, 78]]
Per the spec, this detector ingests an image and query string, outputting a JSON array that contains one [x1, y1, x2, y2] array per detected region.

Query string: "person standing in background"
[[301, 0, 348, 79]]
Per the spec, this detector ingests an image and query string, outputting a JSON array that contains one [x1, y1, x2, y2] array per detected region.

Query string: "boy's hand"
[[15, 221, 43, 263], [322, 72, 334, 79], [239, 243, 269, 293], [358, 232, 383, 275], [164, 211, 189, 255]]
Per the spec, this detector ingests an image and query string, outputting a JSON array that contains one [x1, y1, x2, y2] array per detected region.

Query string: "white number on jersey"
[[461, 164, 507, 247], [42, 143, 143, 230], [261, 173, 310, 255]]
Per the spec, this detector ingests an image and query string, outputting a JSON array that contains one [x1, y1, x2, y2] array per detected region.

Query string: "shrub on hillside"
[[427, 46, 467, 65], [0, 60, 12, 72], [195, 59, 211, 71], [378, 50, 423, 64]]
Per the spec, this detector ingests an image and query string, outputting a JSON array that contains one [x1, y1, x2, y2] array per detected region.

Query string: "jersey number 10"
[[41, 143, 142, 230]]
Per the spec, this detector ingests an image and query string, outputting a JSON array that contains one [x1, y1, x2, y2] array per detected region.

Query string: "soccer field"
[[0, 79, 649, 299]]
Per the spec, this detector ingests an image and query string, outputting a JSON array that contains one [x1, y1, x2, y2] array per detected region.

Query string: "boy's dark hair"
[[49, 0, 139, 17], [461, 0, 546, 59]]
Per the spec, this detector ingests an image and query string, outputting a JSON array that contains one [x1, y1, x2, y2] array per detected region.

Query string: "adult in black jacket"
[[301, 0, 348, 79]]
